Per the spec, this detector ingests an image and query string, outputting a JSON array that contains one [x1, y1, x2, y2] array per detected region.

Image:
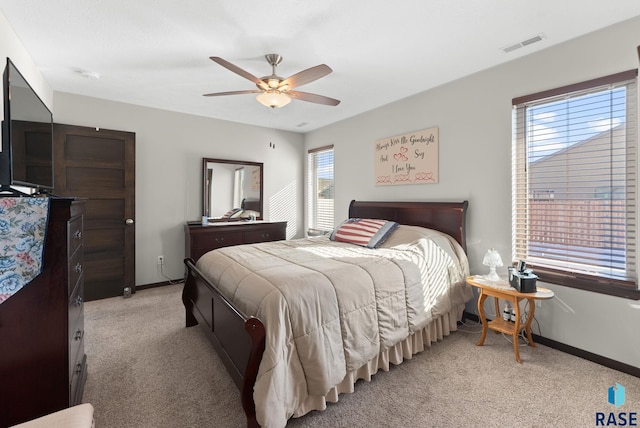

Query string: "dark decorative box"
[[508, 267, 538, 293]]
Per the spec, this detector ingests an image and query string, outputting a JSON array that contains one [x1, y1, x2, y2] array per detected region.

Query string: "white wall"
[[305, 16, 640, 368], [53, 92, 305, 286], [0, 11, 52, 116], [3, 7, 638, 368], [1, 10, 305, 289]]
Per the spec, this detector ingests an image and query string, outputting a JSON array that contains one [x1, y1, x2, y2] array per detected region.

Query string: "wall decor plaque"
[[374, 127, 439, 186]]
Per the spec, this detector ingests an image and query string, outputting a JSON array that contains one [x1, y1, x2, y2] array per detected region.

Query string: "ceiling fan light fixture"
[[267, 78, 280, 89], [256, 90, 291, 108], [207, 54, 340, 107]]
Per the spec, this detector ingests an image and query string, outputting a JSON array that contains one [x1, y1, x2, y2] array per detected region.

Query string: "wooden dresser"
[[0, 198, 87, 427], [185, 221, 288, 262]]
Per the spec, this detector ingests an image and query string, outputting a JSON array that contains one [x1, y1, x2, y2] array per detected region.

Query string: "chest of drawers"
[[0, 198, 87, 427]]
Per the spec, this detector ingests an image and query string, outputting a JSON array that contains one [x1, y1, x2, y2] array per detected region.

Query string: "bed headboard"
[[241, 198, 261, 212], [348, 200, 469, 252]]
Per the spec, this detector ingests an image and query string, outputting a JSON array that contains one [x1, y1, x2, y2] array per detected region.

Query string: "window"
[[233, 167, 244, 208], [307, 145, 334, 234], [512, 70, 639, 299]]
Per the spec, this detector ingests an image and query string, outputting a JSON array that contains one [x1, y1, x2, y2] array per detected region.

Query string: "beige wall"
[[305, 16, 640, 368], [1, 11, 305, 288], [2, 8, 638, 368], [0, 11, 52, 115], [53, 92, 305, 286]]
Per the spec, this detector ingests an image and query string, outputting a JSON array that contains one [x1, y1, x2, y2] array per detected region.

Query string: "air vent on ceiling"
[[77, 70, 101, 80], [501, 33, 545, 54]]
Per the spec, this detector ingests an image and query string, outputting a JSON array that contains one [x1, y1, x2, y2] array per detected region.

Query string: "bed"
[[182, 200, 472, 427]]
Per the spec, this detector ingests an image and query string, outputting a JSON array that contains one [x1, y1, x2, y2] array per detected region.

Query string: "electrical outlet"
[[157, 255, 164, 265]]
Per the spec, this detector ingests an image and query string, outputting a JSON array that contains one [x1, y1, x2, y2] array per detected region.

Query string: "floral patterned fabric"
[[0, 197, 50, 304]]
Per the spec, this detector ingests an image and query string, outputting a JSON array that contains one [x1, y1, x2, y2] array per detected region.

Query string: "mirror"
[[202, 158, 263, 221]]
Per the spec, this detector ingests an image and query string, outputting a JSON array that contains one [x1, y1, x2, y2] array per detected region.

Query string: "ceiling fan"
[[203, 54, 341, 108]]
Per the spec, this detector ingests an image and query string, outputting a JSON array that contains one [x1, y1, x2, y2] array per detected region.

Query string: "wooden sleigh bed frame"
[[182, 200, 469, 427]]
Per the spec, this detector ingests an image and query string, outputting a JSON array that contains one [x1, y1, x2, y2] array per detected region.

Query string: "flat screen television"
[[0, 57, 54, 194]]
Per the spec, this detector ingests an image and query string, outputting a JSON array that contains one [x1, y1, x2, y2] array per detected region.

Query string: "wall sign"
[[374, 127, 439, 186]]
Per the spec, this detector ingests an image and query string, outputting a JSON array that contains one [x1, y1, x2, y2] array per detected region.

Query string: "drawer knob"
[[262, 233, 270, 238], [215, 237, 225, 242], [74, 230, 82, 239], [74, 263, 83, 273]]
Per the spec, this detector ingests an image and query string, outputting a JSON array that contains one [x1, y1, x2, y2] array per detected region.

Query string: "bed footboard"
[[182, 258, 265, 428]]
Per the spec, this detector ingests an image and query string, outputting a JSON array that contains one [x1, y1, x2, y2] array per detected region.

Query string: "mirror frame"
[[202, 157, 264, 220]]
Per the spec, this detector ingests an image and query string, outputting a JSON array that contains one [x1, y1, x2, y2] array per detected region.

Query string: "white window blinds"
[[307, 145, 334, 233], [512, 70, 638, 290]]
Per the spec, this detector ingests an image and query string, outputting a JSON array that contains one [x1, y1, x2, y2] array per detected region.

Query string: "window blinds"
[[307, 145, 334, 232], [512, 71, 637, 286]]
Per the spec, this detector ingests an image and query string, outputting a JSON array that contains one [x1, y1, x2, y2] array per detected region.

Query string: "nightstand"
[[466, 275, 554, 363]]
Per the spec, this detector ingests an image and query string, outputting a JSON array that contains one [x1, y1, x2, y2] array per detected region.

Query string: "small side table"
[[466, 275, 554, 363]]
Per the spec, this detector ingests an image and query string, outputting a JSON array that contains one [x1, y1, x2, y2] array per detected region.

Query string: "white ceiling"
[[2, 1, 640, 133]]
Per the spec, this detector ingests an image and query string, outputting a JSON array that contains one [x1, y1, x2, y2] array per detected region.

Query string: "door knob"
[[125, 218, 134, 225]]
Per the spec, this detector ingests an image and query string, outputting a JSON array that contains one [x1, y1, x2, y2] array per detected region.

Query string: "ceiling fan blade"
[[203, 90, 261, 97], [288, 90, 340, 106], [280, 64, 332, 89], [209, 57, 269, 90]]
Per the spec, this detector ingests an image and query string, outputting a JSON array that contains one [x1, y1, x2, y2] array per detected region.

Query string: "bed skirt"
[[290, 303, 464, 419]]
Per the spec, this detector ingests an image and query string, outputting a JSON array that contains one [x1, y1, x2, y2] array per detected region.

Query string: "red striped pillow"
[[221, 208, 242, 218], [329, 218, 399, 248]]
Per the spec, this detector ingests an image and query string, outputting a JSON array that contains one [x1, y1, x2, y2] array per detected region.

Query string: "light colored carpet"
[[83, 283, 640, 427]]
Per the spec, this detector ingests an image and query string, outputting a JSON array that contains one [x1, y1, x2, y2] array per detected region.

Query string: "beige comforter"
[[196, 225, 472, 427]]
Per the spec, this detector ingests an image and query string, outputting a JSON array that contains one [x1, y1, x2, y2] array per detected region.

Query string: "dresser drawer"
[[244, 228, 284, 243], [68, 309, 84, 379], [69, 281, 84, 334], [68, 245, 84, 295], [192, 231, 244, 250], [186, 221, 288, 262], [69, 353, 87, 406], [67, 215, 83, 258]]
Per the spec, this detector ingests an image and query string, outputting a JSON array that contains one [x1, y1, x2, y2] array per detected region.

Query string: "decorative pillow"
[[221, 208, 242, 218], [330, 218, 399, 248], [229, 209, 244, 219], [238, 209, 259, 219]]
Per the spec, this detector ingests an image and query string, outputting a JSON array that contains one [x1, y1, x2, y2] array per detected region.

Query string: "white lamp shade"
[[482, 248, 503, 281], [256, 91, 291, 108], [482, 249, 503, 268]]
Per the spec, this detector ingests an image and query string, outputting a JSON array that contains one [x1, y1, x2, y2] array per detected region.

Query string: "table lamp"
[[482, 248, 503, 281]]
